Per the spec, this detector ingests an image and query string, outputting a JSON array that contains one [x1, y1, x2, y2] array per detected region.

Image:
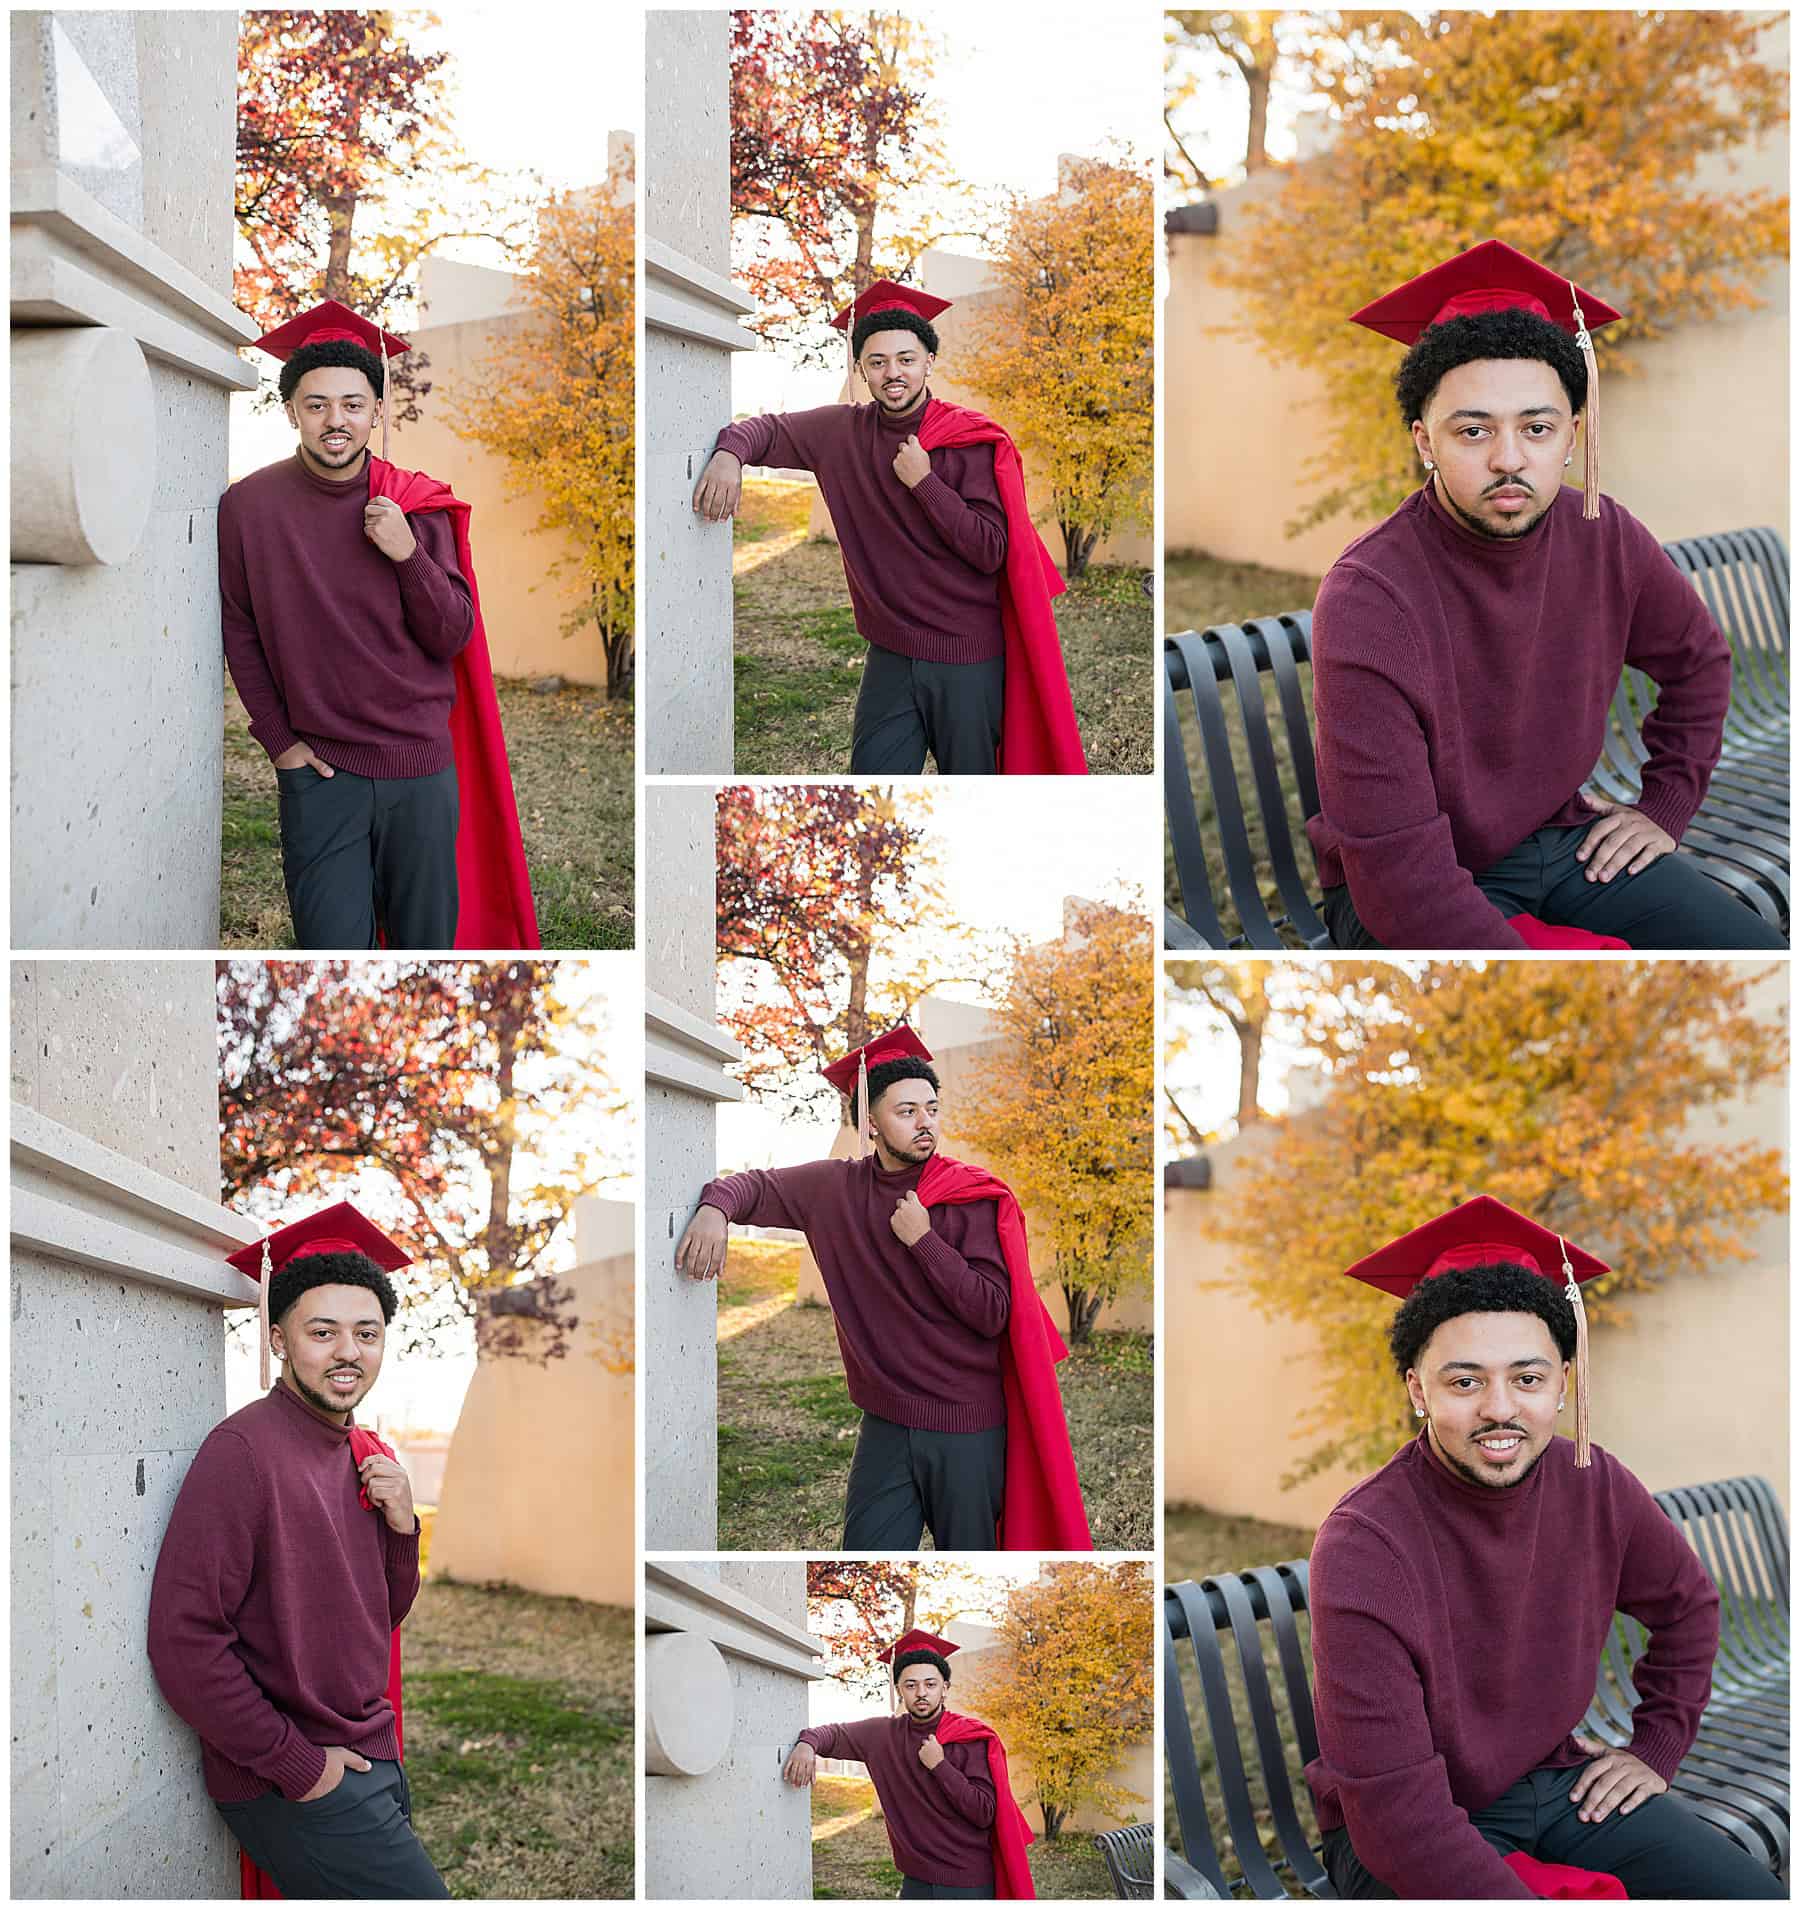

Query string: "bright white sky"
[[223, 961, 640, 1437], [735, 4, 1159, 414], [719, 782, 1157, 1172]]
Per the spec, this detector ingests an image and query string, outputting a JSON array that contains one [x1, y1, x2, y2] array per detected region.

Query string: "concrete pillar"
[[644, 1561, 823, 1898], [11, 11, 258, 948], [642, 9, 756, 773], [644, 785, 744, 1549], [10, 960, 263, 1897]]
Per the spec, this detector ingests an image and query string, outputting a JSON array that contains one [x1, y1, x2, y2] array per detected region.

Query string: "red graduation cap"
[[822, 1025, 934, 1159], [1345, 1196, 1609, 1467], [227, 1201, 410, 1392], [250, 299, 412, 364], [878, 1627, 960, 1667], [1351, 241, 1621, 521], [829, 279, 953, 335]]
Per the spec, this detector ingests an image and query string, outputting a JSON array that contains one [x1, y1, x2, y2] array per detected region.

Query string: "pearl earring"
[[1414, 1406, 1425, 1418], [1422, 459, 1435, 471]]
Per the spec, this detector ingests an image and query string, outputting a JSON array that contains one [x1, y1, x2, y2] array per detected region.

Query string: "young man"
[[148, 1204, 448, 1899], [674, 1025, 1089, 1550], [1307, 1196, 1782, 1900], [692, 280, 1084, 776], [220, 300, 538, 951], [782, 1630, 1035, 1900], [1307, 240, 1784, 951]]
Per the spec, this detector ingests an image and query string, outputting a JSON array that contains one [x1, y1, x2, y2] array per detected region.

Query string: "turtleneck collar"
[[1411, 1423, 1549, 1516], [872, 389, 935, 435], [271, 1376, 356, 1442], [1419, 474, 1559, 566], [869, 1154, 928, 1189], [291, 446, 371, 497], [901, 1704, 948, 1735]]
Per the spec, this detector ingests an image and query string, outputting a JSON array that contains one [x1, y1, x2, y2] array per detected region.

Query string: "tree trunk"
[[1244, 69, 1272, 174], [1061, 1283, 1107, 1345], [1042, 1803, 1066, 1841], [1237, 1014, 1263, 1129], [321, 191, 358, 300], [1061, 521, 1101, 579]]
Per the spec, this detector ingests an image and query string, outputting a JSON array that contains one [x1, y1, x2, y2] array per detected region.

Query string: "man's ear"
[[1404, 1368, 1427, 1418], [268, 1321, 287, 1363]]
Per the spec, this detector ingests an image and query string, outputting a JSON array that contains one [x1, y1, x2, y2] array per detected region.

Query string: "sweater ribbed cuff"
[[1628, 1718, 1692, 1785], [267, 1729, 331, 1802], [1631, 780, 1698, 846], [381, 1516, 421, 1566], [251, 712, 302, 762]]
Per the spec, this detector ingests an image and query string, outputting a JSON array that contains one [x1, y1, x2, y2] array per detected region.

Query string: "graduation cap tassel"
[[258, 1237, 273, 1393], [856, 1052, 871, 1160], [1569, 283, 1600, 521], [1560, 1235, 1591, 1467], [379, 326, 392, 467]]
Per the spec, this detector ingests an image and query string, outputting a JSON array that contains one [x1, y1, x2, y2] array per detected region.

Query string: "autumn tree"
[[451, 156, 636, 697], [1208, 961, 1787, 1484], [961, 156, 1154, 577], [236, 10, 526, 412], [716, 784, 1000, 1118], [1216, 10, 1789, 532], [1165, 12, 1285, 189], [958, 901, 1154, 1343], [217, 960, 631, 1361], [959, 1562, 1154, 1839], [1165, 958, 1281, 1143], [729, 10, 968, 357]]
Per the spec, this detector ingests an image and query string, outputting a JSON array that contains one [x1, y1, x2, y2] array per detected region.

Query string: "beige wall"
[[1166, 966, 1789, 1528], [1165, 16, 1789, 579], [430, 1227, 635, 1607]]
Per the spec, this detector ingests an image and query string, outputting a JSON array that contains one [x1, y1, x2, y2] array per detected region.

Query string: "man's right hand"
[[692, 449, 743, 521], [675, 1204, 729, 1282], [296, 1745, 371, 1802], [782, 1742, 818, 1788], [272, 742, 335, 778]]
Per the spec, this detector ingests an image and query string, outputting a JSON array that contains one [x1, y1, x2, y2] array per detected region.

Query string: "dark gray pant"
[[1322, 1762, 1786, 1899], [850, 644, 1005, 775], [1323, 823, 1786, 950], [898, 1876, 994, 1898], [843, 1411, 1006, 1550], [216, 1759, 449, 1899], [278, 762, 460, 950]]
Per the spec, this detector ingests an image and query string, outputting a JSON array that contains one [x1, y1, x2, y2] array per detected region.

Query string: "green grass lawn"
[[732, 479, 1152, 776], [402, 1578, 633, 1899], [811, 1803, 1116, 1899], [716, 1290, 1153, 1550], [221, 680, 634, 950], [1162, 552, 1324, 943]]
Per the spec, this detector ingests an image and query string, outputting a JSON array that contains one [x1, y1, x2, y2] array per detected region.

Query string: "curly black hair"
[[855, 1056, 940, 1127], [269, 1250, 398, 1330], [1388, 1262, 1575, 1377], [278, 338, 386, 406], [853, 306, 939, 360], [1394, 307, 1587, 428], [891, 1648, 952, 1686]]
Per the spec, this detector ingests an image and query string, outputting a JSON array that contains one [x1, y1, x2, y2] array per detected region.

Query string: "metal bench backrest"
[[1094, 1821, 1156, 1899]]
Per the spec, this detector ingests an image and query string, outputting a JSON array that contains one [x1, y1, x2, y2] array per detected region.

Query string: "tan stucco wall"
[[1166, 965, 1789, 1527], [430, 1243, 635, 1607], [1165, 16, 1789, 578]]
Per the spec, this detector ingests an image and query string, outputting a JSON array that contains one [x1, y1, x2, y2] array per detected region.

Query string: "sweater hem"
[[861, 622, 1007, 666], [849, 1379, 1006, 1435], [205, 1720, 400, 1804], [307, 735, 456, 781]]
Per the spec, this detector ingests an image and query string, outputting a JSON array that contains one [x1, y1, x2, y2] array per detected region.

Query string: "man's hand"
[[782, 1742, 818, 1788], [357, 1453, 416, 1535], [363, 496, 417, 563], [676, 1204, 729, 1282], [889, 1190, 931, 1248], [1577, 797, 1674, 883], [296, 1744, 372, 1803], [892, 435, 931, 489], [272, 742, 335, 778], [917, 1733, 945, 1771], [1569, 1735, 1669, 1822], [693, 449, 743, 521]]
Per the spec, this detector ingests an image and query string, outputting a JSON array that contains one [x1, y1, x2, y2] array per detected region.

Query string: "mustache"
[[1483, 478, 1534, 496]]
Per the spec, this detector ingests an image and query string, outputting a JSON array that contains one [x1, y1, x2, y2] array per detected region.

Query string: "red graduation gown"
[[935, 1710, 1038, 1899]]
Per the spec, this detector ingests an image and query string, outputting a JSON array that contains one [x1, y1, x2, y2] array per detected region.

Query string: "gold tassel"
[[1569, 281, 1599, 520], [380, 327, 391, 466], [1560, 1235, 1591, 1467], [258, 1237, 273, 1392], [856, 1052, 870, 1160]]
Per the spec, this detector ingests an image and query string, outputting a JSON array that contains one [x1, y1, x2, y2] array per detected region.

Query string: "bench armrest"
[[1164, 1850, 1224, 1899]]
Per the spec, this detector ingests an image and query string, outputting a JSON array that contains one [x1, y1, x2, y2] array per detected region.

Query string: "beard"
[[1433, 1426, 1551, 1491], [289, 1367, 367, 1416]]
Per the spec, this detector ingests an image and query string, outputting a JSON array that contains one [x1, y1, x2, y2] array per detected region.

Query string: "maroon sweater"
[[1306, 1433, 1719, 1899], [1306, 484, 1730, 949], [699, 1153, 1009, 1431], [146, 1382, 421, 1803], [219, 452, 475, 778], [800, 1710, 997, 1887], [714, 395, 1008, 662]]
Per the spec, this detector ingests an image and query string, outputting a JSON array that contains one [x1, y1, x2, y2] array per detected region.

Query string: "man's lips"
[[1472, 1430, 1525, 1457]]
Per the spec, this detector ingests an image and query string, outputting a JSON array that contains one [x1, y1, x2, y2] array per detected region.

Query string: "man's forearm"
[[908, 1230, 1009, 1337], [383, 1519, 423, 1627], [397, 518, 474, 660], [931, 1757, 996, 1828], [911, 472, 1008, 574]]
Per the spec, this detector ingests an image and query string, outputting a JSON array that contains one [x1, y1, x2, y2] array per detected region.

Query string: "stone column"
[[644, 1560, 822, 1898], [11, 960, 263, 1897], [642, 8, 756, 773], [11, 11, 258, 948], [644, 785, 743, 1549]]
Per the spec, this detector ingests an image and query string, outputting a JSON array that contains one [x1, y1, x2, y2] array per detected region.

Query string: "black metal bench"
[[1163, 1475, 1790, 1898], [1097, 1822, 1156, 1898], [1164, 529, 1791, 949]]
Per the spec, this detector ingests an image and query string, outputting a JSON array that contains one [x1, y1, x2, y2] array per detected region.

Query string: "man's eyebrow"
[[1436, 1356, 1553, 1373], [301, 1312, 382, 1326], [1442, 404, 1562, 422]]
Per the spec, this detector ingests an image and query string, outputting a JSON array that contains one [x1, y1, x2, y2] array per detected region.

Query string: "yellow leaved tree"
[[958, 899, 1154, 1342], [450, 154, 635, 696], [960, 155, 1154, 577], [1203, 961, 1788, 1484], [960, 1561, 1154, 1838], [1213, 9, 1789, 532]]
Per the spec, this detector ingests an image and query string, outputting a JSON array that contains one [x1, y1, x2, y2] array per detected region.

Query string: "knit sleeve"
[[1308, 1512, 1534, 1899], [911, 448, 1008, 575], [1310, 564, 1527, 949], [382, 1516, 422, 1629], [908, 1209, 1010, 1338], [797, 1717, 885, 1763], [218, 487, 301, 762], [699, 1160, 840, 1232], [932, 1741, 998, 1828], [714, 406, 841, 475], [146, 1429, 331, 1802], [1611, 1462, 1720, 1780], [1617, 513, 1731, 844], [394, 511, 475, 662]]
